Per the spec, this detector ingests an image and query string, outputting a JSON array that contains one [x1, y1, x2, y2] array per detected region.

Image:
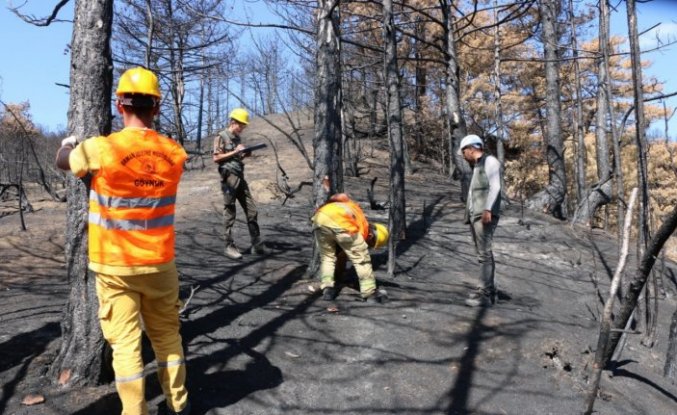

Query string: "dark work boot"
[[251, 240, 267, 255], [322, 287, 337, 301]]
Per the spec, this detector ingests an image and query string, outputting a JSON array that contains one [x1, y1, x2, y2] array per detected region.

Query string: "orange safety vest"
[[88, 129, 187, 267], [316, 200, 369, 240]]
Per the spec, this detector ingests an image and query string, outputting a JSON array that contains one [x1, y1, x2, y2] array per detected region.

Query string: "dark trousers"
[[221, 173, 260, 246], [469, 216, 499, 292]]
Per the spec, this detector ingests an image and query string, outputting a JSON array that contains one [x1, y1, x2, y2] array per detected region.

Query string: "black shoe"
[[322, 287, 337, 301], [365, 294, 380, 304], [251, 241, 267, 255]]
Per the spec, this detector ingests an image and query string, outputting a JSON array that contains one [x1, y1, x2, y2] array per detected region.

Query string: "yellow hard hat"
[[372, 223, 389, 249], [116, 67, 161, 98], [229, 108, 250, 125]]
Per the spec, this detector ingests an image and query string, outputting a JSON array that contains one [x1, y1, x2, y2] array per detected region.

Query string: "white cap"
[[457, 134, 483, 155]]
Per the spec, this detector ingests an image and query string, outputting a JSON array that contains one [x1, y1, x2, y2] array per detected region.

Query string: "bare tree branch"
[[9, 0, 71, 26]]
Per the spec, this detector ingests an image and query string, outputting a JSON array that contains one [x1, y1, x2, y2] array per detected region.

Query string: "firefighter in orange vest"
[[312, 193, 389, 303], [55, 67, 190, 415]]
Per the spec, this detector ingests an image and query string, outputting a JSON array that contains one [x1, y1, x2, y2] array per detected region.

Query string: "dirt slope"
[[1, 112, 676, 415]]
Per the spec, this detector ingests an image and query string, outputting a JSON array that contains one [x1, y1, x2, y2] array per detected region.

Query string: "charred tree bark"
[[573, 0, 613, 226], [342, 104, 359, 178], [197, 73, 205, 154], [48, 0, 114, 387], [665, 309, 677, 382], [383, 0, 406, 278], [492, 0, 506, 195], [313, 0, 343, 204], [527, 0, 567, 219], [440, 0, 470, 198], [626, 0, 650, 253], [167, 1, 187, 145], [18, 144, 28, 231], [627, 0, 653, 348], [567, 0, 586, 207], [413, 16, 426, 155], [611, 126, 625, 239], [310, 0, 343, 277], [602, 0, 625, 240]]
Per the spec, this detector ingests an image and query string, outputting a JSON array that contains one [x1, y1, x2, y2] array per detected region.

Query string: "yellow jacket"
[[313, 198, 369, 240]]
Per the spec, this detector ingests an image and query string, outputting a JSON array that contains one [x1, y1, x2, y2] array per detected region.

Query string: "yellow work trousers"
[[96, 268, 189, 415], [314, 226, 376, 298]]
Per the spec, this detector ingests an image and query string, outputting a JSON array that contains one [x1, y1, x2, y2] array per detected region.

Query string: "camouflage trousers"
[[220, 172, 260, 246]]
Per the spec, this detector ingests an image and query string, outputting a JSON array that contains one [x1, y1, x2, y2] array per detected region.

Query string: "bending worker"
[[56, 67, 190, 415], [213, 108, 265, 260], [312, 192, 388, 304]]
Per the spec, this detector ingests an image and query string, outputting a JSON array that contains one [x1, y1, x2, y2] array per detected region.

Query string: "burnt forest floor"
[[1, 111, 677, 415]]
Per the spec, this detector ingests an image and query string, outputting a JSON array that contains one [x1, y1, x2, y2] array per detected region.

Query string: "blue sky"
[[610, 0, 677, 138], [0, 2, 73, 133], [0, 1, 676, 136]]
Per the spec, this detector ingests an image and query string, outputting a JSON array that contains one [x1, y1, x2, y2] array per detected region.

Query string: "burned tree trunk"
[[626, 0, 650, 252], [627, 0, 653, 348], [573, 0, 613, 226], [492, 0, 506, 195], [567, 0, 586, 206], [383, 0, 406, 277], [441, 0, 470, 198], [526, 0, 567, 219], [665, 309, 677, 383], [310, 0, 343, 277], [47, 0, 114, 387], [313, 0, 343, 204]]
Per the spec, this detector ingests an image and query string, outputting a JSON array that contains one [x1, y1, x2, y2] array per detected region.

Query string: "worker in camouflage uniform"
[[213, 108, 265, 259]]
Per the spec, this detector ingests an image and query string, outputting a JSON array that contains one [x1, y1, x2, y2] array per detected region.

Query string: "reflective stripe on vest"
[[90, 192, 176, 209], [89, 212, 175, 231]]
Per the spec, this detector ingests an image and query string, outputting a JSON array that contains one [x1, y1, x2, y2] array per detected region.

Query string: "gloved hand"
[[61, 135, 81, 147]]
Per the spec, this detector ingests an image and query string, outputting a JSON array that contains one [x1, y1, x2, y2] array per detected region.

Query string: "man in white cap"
[[458, 134, 502, 307]]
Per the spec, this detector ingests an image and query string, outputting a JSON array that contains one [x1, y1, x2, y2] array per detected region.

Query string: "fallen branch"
[[583, 187, 638, 415], [609, 328, 641, 334], [179, 285, 200, 316]]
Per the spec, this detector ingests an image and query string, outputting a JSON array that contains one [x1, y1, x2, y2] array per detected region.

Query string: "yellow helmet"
[[229, 108, 250, 125], [372, 223, 389, 249], [116, 67, 161, 98]]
